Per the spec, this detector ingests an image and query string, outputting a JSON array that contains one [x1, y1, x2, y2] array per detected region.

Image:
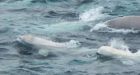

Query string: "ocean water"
[[0, 0, 140, 75]]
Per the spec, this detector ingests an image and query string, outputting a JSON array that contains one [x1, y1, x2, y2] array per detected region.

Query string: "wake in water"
[[41, 7, 107, 34], [41, 21, 87, 33]]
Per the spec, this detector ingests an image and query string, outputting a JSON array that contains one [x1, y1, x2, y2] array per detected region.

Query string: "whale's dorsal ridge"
[[105, 16, 140, 30]]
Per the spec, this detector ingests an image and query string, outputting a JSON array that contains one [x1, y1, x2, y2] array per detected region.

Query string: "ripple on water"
[[0, 27, 9, 33]]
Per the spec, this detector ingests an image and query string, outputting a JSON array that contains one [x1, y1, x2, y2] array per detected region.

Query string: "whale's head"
[[97, 46, 137, 59], [97, 46, 115, 57], [17, 35, 34, 44], [97, 46, 128, 57]]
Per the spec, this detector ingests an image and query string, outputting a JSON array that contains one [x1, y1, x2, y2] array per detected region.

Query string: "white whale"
[[97, 46, 140, 64], [106, 16, 140, 30], [17, 35, 80, 56]]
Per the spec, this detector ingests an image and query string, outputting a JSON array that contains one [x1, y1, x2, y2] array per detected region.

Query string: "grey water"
[[0, 0, 140, 75]]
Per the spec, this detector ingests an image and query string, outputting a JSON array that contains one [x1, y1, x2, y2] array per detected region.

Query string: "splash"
[[109, 38, 129, 51], [40, 7, 106, 34], [90, 23, 108, 32], [65, 40, 81, 48], [79, 7, 105, 22]]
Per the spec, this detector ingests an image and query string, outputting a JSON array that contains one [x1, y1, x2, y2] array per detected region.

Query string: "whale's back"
[[106, 16, 140, 30]]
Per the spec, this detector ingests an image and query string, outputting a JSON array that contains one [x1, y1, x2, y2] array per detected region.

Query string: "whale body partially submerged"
[[97, 46, 140, 63], [17, 35, 80, 56], [106, 16, 140, 30], [17, 35, 80, 49]]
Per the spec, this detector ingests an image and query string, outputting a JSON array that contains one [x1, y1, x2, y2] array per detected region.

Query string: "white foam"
[[109, 38, 129, 51], [108, 28, 139, 34], [65, 40, 81, 48], [80, 7, 105, 22], [90, 23, 108, 32]]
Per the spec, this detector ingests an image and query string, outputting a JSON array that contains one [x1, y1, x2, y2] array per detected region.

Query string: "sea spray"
[[79, 7, 105, 22], [109, 38, 129, 51]]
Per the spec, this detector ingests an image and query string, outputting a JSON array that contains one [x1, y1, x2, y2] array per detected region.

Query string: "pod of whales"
[[106, 16, 140, 30], [17, 35, 140, 64]]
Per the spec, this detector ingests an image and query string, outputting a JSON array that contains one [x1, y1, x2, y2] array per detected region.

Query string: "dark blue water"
[[0, 0, 140, 75]]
